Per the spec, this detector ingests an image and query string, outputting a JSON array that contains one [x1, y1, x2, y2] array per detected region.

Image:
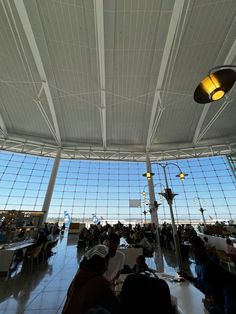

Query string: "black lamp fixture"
[[142, 172, 154, 180], [194, 65, 236, 104]]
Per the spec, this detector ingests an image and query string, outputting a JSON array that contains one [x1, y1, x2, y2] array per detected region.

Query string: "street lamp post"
[[199, 208, 207, 226], [142, 155, 164, 273], [194, 197, 207, 226], [143, 161, 188, 272], [143, 210, 147, 224], [140, 188, 149, 225]]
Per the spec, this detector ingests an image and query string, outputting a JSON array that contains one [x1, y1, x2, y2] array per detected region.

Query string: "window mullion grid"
[[187, 159, 200, 222], [210, 157, 232, 220], [35, 157, 52, 211], [20, 157, 38, 210], [5, 154, 26, 210], [198, 158, 218, 220]]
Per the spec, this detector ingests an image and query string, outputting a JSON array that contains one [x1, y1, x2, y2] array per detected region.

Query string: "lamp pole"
[[143, 158, 187, 272], [143, 210, 147, 224], [194, 197, 207, 226], [141, 186, 148, 225], [159, 163, 183, 271], [199, 208, 207, 226], [145, 155, 164, 273]]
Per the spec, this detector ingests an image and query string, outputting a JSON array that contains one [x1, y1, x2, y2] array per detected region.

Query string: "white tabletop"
[[3, 240, 35, 251], [0, 240, 35, 272], [159, 273, 208, 314], [116, 273, 208, 314]]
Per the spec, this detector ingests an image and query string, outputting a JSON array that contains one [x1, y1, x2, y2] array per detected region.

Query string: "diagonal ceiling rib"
[[146, 0, 186, 150], [196, 98, 232, 143], [193, 37, 236, 144], [94, 0, 106, 149], [0, 113, 8, 137], [14, 0, 61, 145]]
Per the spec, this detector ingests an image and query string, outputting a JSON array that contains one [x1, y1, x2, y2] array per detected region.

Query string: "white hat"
[[84, 244, 109, 260]]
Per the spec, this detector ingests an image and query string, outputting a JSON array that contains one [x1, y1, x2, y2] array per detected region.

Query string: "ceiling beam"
[[0, 135, 234, 161], [94, 0, 106, 149], [14, 0, 61, 146], [193, 38, 236, 144], [146, 0, 186, 150]]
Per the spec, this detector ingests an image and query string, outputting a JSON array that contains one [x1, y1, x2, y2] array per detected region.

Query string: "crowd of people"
[[61, 220, 236, 314], [77, 221, 155, 257], [63, 232, 174, 314]]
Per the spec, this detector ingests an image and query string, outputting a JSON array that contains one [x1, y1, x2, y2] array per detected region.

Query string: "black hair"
[[80, 255, 109, 274], [226, 238, 232, 245], [107, 233, 120, 244]]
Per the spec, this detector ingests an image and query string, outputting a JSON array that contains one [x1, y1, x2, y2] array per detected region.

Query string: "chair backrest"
[[43, 241, 51, 250], [31, 244, 44, 258]]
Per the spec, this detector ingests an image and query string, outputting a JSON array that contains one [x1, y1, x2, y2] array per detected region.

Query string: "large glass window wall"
[[0, 150, 235, 225]]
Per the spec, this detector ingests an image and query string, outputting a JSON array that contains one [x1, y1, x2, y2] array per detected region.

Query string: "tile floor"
[[0, 232, 195, 314]]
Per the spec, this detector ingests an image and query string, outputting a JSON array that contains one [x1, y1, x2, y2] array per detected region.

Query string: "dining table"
[[115, 272, 208, 314], [0, 239, 35, 274]]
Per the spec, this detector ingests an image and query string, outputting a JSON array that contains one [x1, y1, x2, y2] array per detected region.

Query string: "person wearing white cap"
[[62, 245, 120, 314]]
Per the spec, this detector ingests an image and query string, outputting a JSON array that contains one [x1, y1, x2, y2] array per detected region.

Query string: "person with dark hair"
[[119, 272, 174, 314], [131, 255, 149, 273], [139, 232, 154, 257], [103, 233, 125, 285], [62, 245, 120, 314]]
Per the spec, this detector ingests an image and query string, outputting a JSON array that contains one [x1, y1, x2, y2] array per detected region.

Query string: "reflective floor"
[[0, 232, 196, 314]]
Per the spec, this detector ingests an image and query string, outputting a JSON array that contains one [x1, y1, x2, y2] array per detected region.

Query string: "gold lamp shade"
[[194, 68, 236, 104]]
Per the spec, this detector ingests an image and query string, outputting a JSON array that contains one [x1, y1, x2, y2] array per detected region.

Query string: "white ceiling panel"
[[0, 0, 235, 160]]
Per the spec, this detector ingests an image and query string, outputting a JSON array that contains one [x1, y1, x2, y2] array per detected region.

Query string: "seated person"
[[203, 236, 214, 254], [139, 233, 154, 257], [132, 255, 149, 273], [179, 236, 236, 313], [119, 272, 174, 314], [25, 230, 47, 256], [103, 233, 125, 285], [62, 245, 120, 314], [226, 238, 236, 263], [17, 229, 26, 239]]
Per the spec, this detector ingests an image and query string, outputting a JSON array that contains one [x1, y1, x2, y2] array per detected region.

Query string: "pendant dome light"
[[194, 65, 236, 104]]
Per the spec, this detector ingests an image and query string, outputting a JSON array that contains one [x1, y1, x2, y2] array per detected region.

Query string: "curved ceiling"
[[0, 0, 236, 161]]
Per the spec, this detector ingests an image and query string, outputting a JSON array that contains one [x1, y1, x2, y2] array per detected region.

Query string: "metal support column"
[[41, 149, 61, 224]]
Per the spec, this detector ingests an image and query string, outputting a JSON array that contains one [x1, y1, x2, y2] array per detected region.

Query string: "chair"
[[216, 250, 234, 271], [41, 241, 51, 262], [50, 238, 58, 255], [25, 244, 44, 271]]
